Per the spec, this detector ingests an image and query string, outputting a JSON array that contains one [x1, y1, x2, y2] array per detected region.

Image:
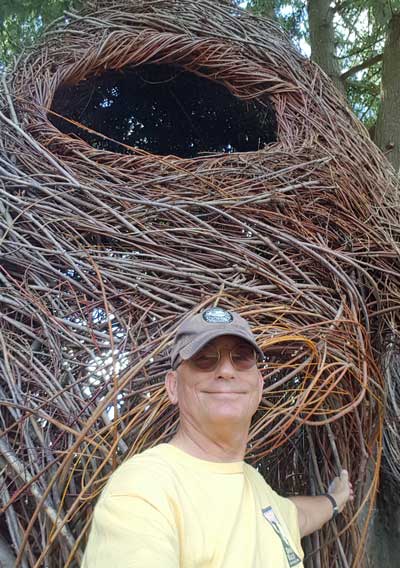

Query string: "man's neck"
[[169, 423, 249, 463]]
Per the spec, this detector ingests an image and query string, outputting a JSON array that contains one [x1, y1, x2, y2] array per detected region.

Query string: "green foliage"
[[247, 0, 309, 49], [346, 71, 381, 129], [0, 0, 79, 65], [246, 0, 387, 129], [334, 1, 384, 127]]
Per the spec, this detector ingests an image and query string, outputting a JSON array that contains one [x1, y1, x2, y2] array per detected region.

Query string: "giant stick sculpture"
[[1, 1, 399, 566]]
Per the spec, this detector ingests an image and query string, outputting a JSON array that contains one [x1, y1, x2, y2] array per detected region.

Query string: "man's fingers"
[[339, 470, 351, 489]]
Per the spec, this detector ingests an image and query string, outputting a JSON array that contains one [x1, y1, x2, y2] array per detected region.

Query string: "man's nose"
[[216, 352, 236, 378]]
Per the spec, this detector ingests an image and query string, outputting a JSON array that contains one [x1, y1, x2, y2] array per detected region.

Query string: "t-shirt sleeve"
[[81, 460, 180, 567]]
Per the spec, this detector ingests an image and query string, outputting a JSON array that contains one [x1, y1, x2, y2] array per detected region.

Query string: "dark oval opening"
[[49, 64, 277, 158]]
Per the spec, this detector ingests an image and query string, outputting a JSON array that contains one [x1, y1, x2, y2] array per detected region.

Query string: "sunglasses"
[[188, 343, 258, 372]]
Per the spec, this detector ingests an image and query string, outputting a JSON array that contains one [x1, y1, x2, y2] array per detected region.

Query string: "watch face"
[[202, 307, 233, 324]]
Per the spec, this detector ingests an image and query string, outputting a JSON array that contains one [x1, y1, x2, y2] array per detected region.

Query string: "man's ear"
[[165, 369, 178, 405]]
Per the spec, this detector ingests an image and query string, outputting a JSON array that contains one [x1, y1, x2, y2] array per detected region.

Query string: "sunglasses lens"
[[191, 350, 219, 371], [231, 345, 257, 370], [190, 344, 257, 371]]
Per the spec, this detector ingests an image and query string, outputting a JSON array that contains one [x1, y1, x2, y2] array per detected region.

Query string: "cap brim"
[[179, 328, 264, 362]]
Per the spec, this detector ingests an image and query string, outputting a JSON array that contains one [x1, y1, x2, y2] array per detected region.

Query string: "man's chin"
[[206, 408, 249, 425]]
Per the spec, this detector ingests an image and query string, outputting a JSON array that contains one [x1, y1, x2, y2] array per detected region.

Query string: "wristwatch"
[[324, 493, 339, 519]]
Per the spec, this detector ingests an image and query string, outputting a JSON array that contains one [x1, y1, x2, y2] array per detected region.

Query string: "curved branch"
[[341, 53, 383, 81]]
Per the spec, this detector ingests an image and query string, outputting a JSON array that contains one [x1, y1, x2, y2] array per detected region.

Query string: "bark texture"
[[307, 0, 344, 95], [368, 473, 400, 568], [0, 535, 16, 568], [375, 13, 400, 174]]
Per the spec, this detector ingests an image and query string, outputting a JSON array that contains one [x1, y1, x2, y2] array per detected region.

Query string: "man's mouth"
[[203, 391, 245, 395]]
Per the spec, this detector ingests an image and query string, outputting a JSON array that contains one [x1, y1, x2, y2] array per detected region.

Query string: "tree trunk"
[[0, 535, 16, 568], [307, 0, 345, 95], [368, 472, 400, 568], [248, 1, 276, 20], [374, 13, 400, 174], [258, 0, 276, 20]]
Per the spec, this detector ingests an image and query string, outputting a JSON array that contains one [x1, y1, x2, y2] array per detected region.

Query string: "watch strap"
[[324, 492, 339, 519]]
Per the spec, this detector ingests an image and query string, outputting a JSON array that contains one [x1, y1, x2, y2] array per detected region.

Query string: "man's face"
[[166, 335, 263, 430]]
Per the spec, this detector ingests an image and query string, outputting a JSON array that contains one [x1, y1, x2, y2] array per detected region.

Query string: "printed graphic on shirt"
[[262, 506, 302, 567]]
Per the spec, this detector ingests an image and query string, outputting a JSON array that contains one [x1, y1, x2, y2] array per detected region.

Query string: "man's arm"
[[288, 470, 353, 538]]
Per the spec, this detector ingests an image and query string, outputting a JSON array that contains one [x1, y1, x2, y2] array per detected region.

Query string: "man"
[[82, 307, 353, 567]]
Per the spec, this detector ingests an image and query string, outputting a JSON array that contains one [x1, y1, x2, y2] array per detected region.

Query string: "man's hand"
[[289, 469, 354, 537], [327, 469, 354, 512]]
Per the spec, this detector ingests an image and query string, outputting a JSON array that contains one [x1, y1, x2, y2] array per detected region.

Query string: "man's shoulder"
[[104, 444, 176, 497], [243, 462, 271, 487], [243, 463, 291, 500], [124, 443, 174, 469], [243, 462, 298, 518]]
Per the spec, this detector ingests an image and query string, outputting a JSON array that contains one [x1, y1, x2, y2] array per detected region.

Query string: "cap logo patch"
[[202, 307, 233, 324]]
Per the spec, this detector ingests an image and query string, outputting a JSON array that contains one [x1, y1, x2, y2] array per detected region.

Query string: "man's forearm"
[[288, 494, 334, 537], [289, 470, 353, 538]]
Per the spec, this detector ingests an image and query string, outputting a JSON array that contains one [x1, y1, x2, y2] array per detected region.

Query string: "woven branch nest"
[[1, 1, 400, 566]]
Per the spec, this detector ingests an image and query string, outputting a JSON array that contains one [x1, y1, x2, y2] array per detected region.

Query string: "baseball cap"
[[170, 307, 264, 369]]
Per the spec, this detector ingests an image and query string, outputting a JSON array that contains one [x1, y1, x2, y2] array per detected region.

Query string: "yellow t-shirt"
[[82, 444, 303, 567]]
